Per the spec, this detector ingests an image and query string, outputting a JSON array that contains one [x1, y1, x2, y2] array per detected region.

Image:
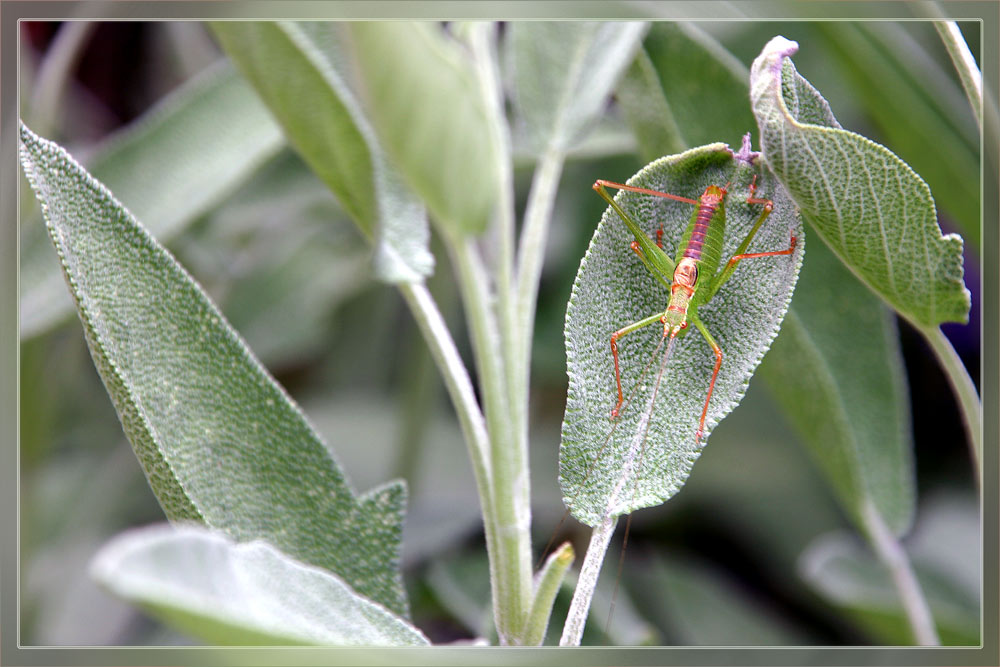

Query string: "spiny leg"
[[609, 313, 664, 418], [690, 315, 722, 446]]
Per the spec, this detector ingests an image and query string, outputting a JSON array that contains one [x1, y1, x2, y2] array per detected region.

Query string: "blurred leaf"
[[629, 553, 811, 645], [508, 21, 647, 154], [91, 524, 430, 646], [20, 60, 285, 337], [560, 144, 804, 527], [618, 22, 755, 160], [172, 150, 370, 366], [19, 123, 410, 618], [304, 392, 481, 564], [210, 21, 433, 283], [813, 22, 979, 245], [348, 22, 498, 237], [759, 239, 915, 536], [800, 495, 979, 645], [750, 36, 970, 327]]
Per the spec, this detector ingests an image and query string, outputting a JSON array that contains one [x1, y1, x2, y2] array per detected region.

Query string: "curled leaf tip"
[[765, 36, 799, 71]]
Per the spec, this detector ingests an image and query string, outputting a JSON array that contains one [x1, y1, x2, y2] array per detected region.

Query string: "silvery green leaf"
[[750, 36, 970, 327], [19, 123, 410, 618], [560, 143, 804, 527], [91, 524, 430, 646]]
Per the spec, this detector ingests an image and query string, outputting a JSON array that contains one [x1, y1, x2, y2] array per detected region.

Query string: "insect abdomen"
[[674, 188, 726, 278]]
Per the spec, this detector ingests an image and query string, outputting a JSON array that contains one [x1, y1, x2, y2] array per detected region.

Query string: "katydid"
[[592, 174, 796, 444], [553, 171, 797, 644]]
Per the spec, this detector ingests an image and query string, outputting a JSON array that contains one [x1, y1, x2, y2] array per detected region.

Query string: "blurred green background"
[[19, 20, 980, 646]]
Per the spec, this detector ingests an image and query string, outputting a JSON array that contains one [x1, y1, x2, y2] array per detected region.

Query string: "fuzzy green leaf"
[[750, 36, 970, 327], [508, 21, 647, 154], [19, 123, 410, 618], [560, 143, 804, 527], [20, 61, 285, 338], [210, 21, 433, 283], [91, 524, 430, 646], [812, 22, 979, 245], [759, 239, 914, 536], [348, 22, 499, 237]]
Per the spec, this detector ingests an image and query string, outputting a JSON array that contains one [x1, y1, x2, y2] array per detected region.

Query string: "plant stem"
[[397, 282, 492, 497], [560, 515, 617, 646], [918, 324, 981, 484], [449, 238, 532, 644], [861, 500, 940, 645], [398, 280, 503, 637], [934, 21, 982, 130], [467, 24, 537, 644]]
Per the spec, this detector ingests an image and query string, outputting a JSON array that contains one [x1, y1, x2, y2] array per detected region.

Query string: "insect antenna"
[[605, 334, 676, 635]]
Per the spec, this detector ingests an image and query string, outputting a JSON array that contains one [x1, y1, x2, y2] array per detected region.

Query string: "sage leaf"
[[560, 143, 804, 527], [812, 22, 979, 244], [91, 524, 430, 646], [759, 238, 914, 536], [19, 123, 410, 618], [20, 61, 285, 338], [750, 36, 970, 327], [348, 22, 499, 237], [508, 21, 647, 154], [210, 21, 433, 283]]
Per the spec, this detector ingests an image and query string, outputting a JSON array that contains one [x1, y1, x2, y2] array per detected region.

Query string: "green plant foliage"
[[750, 36, 970, 328], [759, 239, 914, 536], [618, 22, 756, 158], [811, 23, 979, 244], [91, 524, 430, 646], [19, 123, 410, 618], [348, 22, 499, 237], [508, 21, 647, 154], [210, 21, 432, 283], [20, 61, 285, 337], [560, 143, 804, 527], [800, 496, 979, 646]]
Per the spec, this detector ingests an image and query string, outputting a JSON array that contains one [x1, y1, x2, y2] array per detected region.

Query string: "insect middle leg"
[[609, 313, 665, 418]]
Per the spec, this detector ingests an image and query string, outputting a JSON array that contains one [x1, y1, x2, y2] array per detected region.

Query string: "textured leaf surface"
[[508, 21, 647, 153], [759, 239, 914, 536], [560, 144, 804, 527], [19, 124, 410, 618], [21, 61, 285, 337], [348, 22, 498, 237], [812, 22, 979, 244], [91, 524, 430, 646], [211, 21, 432, 283], [750, 36, 970, 327]]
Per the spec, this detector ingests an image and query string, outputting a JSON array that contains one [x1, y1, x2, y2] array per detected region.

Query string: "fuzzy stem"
[[560, 516, 617, 646], [861, 501, 940, 645], [918, 324, 981, 484], [934, 21, 982, 130]]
